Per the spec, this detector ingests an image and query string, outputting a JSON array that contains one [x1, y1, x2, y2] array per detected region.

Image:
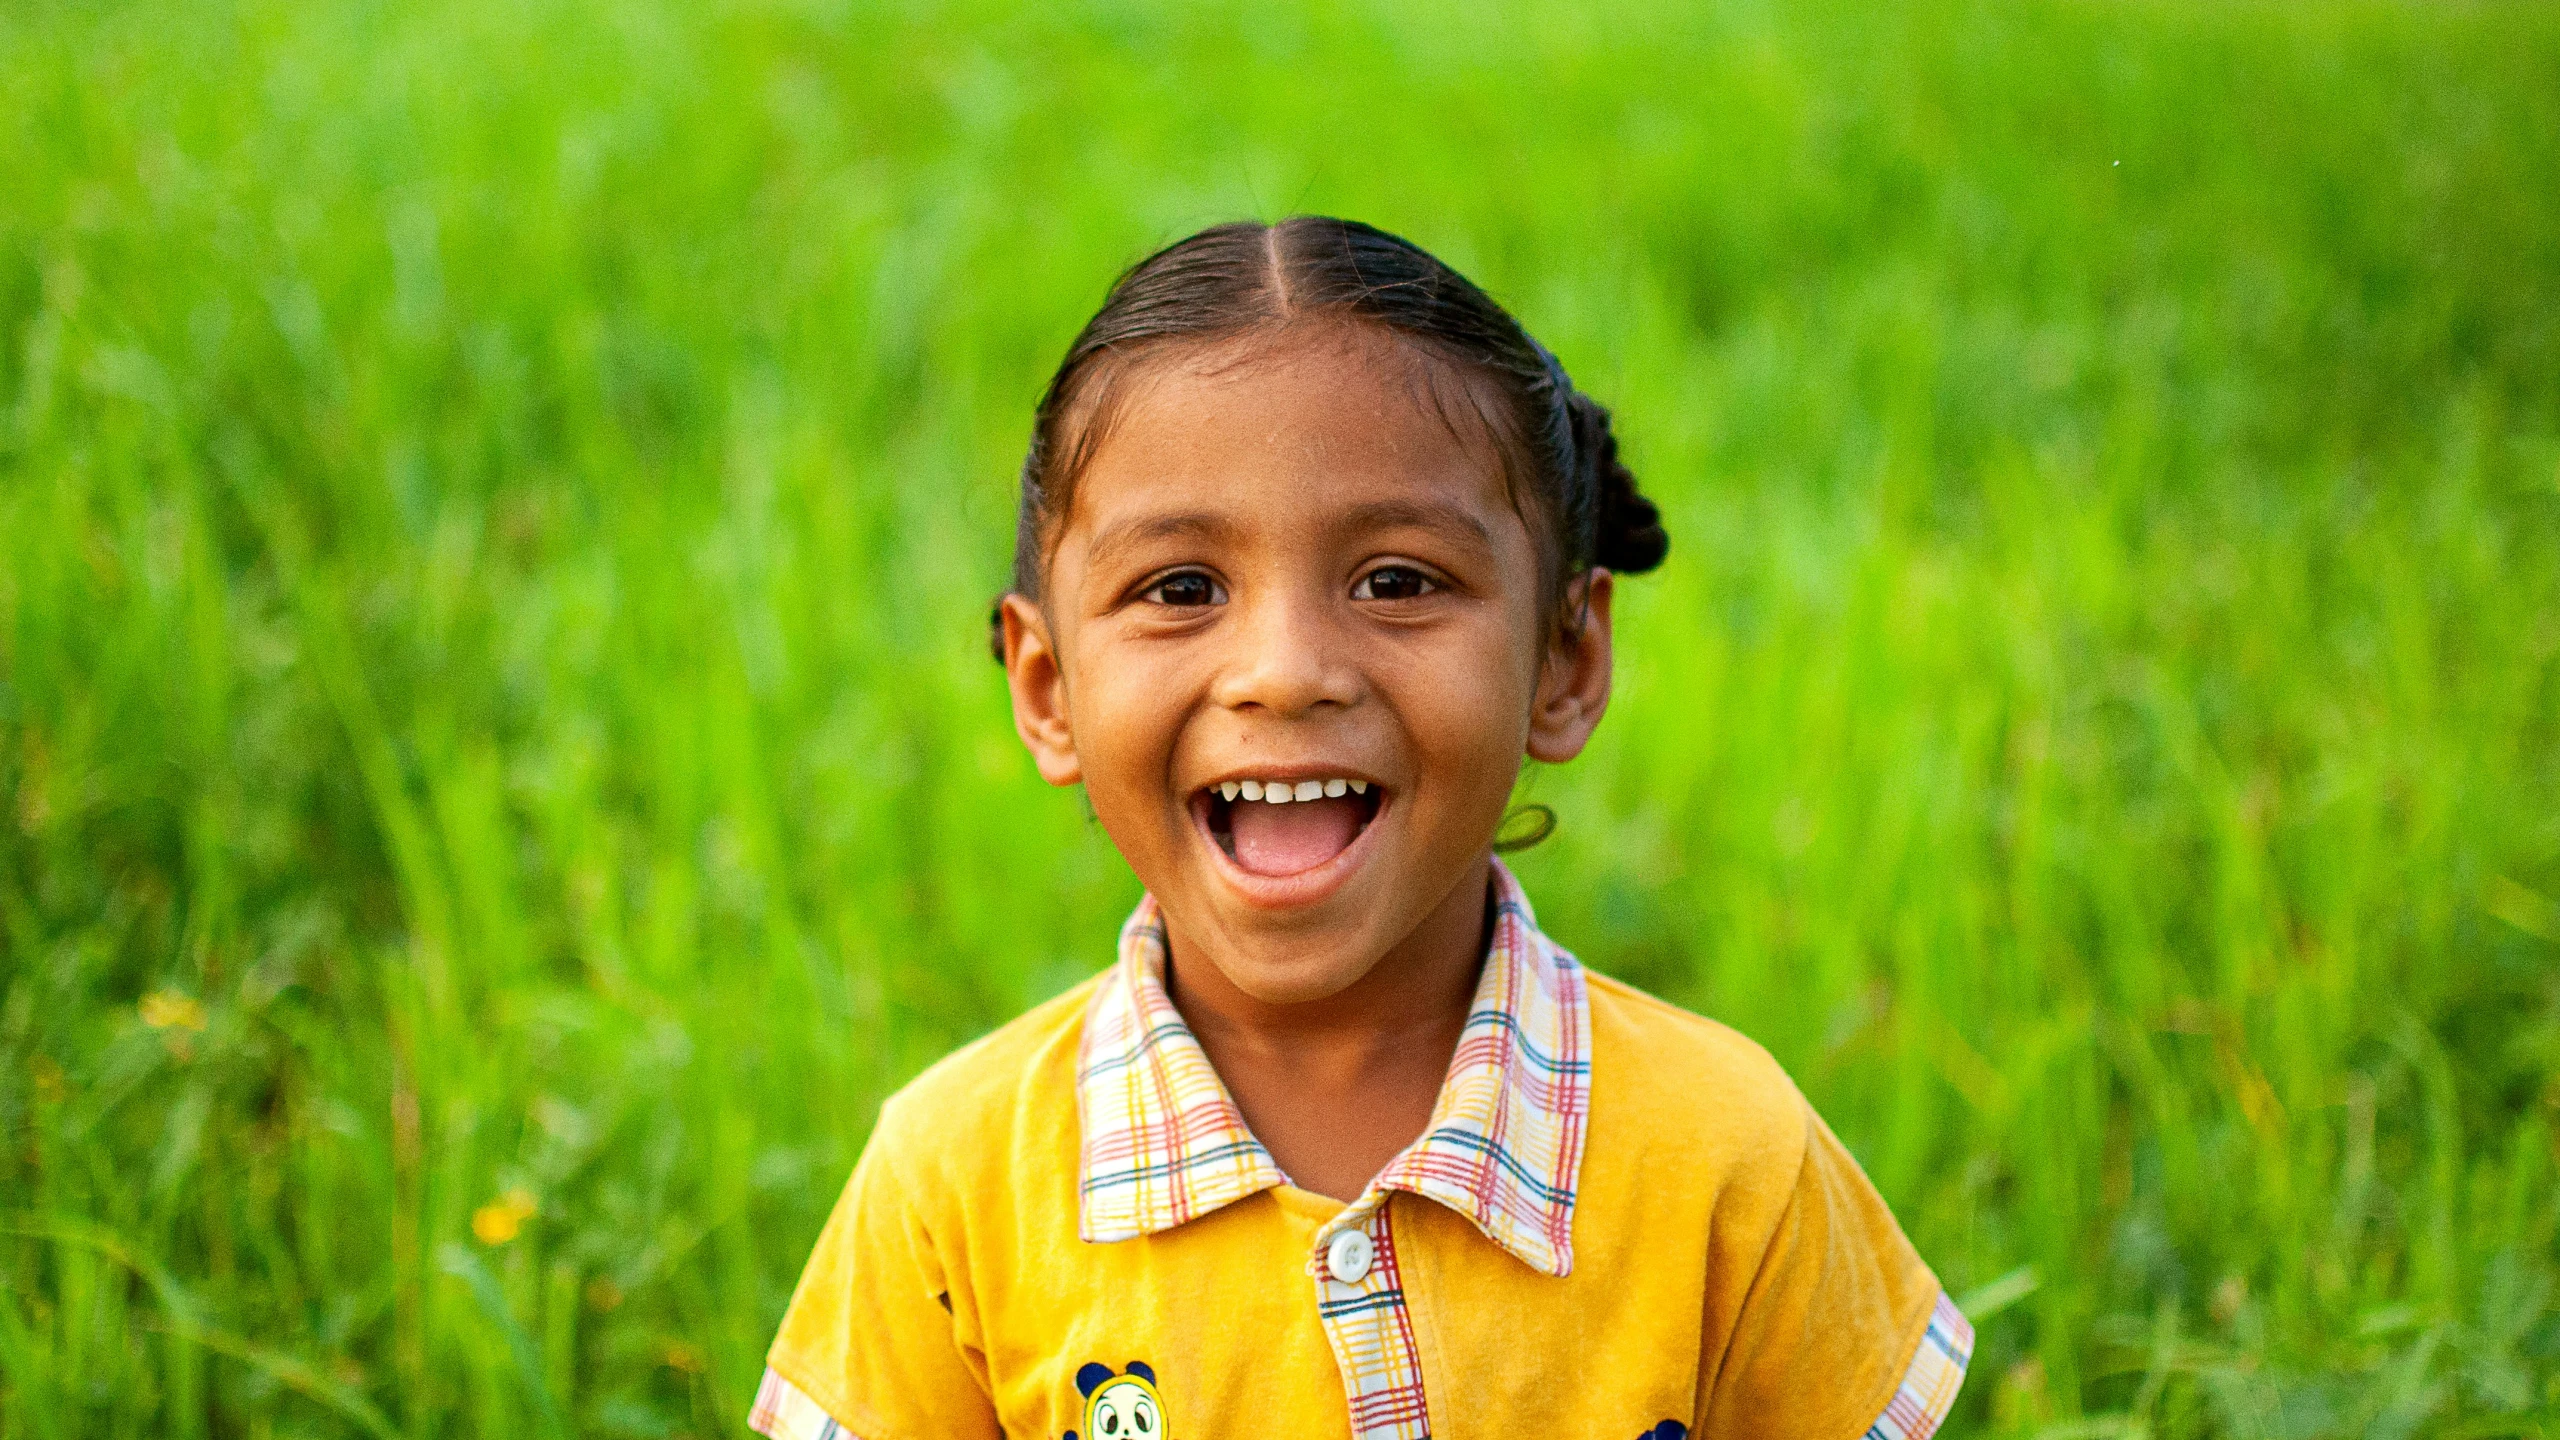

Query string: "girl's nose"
[[1208, 589, 1360, 716]]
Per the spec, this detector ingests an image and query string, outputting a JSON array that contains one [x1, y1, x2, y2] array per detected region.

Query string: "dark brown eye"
[[1143, 571, 1223, 607], [1353, 565, 1434, 601]]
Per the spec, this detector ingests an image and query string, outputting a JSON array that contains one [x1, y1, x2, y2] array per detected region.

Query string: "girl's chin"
[[1179, 938, 1388, 1008]]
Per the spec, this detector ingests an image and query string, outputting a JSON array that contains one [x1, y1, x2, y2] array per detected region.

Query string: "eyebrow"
[[1082, 510, 1239, 573], [1080, 495, 1498, 576], [1331, 497, 1497, 551]]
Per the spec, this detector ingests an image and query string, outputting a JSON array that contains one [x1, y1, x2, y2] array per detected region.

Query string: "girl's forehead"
[[1124, 321, 1497, 453], [1063, 325, 1521, 546]]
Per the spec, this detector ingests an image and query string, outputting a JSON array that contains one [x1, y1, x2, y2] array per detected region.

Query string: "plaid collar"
[[1076, 860, 1592, 1276]]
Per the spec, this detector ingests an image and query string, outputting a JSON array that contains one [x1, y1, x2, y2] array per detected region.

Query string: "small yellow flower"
[[584, 1276, 625, 1312], [140, 992, 208, 1032], [30, 1056, 65, 1105], [471, 1188, 539, 1245], [661, 1340, 707, 1374]]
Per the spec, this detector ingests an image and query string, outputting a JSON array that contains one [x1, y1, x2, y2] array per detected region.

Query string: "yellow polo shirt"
[[751, 863, 1970, 1439]]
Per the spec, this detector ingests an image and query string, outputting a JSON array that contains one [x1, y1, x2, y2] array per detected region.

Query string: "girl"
[[750, 218, 1969, 1439]]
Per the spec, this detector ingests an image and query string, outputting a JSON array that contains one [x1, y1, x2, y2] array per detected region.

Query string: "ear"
[[1076, 1362, 1115, 1398], [1527, 569, 1614, 764], [1001, 592, 1083, 786], [1125, 1360, 1155, 1385]]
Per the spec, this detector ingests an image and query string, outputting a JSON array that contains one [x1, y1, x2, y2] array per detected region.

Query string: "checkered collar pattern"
[[1076, 859, 1592, 1276]]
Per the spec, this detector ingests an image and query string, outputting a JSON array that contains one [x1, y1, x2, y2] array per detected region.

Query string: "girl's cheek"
[[1076, 654, 1198, 787], [1391, 626, 1538, 769]]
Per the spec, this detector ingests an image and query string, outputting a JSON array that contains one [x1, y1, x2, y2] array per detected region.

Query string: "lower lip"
[[1190, 790, 1389, 909]]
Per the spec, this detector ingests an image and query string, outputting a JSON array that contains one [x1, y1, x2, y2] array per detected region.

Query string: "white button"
[[1326, 1227, 1375, 1284]]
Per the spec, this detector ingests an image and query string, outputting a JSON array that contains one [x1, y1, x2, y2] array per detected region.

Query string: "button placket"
[[1309, 1200, 1431, 1439]]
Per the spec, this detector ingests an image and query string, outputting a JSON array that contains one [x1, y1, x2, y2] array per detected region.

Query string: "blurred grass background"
[[4, 0, 2559, 1433]]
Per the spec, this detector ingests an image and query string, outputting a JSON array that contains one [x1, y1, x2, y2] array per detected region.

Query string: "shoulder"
[[1580, 968, 1811, 1183], [865, 974, 1102, 1199]]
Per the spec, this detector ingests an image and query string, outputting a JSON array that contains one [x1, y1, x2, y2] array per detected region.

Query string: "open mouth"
[[1195, 776, 1387, 879]]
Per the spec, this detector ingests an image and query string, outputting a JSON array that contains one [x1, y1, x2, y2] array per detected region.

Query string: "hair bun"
[[1565, 392, 1669, 575]]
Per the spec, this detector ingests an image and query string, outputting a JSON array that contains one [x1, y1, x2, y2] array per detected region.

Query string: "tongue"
[[1229, 795, 1365, 877]]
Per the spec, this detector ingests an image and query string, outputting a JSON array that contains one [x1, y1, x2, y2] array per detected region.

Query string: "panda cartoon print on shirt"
[[1061, 1361, 1166, 1440]]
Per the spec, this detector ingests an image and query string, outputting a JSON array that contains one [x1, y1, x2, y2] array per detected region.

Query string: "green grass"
[[4, 0, 2559, 1433]]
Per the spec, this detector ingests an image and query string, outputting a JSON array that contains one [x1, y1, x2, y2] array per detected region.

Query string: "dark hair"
[[994, 216, 1667, 658]]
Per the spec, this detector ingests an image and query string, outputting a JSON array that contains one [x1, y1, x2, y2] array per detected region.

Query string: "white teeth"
[[1214, 777, 1375, 805]]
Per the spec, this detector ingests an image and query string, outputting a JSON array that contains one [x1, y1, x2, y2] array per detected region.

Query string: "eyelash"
[[1134, 564, 1443, 608], [1352, 565, 1439, 601], [1139, 570, 1225, 608]]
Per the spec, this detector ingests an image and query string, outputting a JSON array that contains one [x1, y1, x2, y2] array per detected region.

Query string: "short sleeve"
[[1695, 1105, 1972, 1440], [751, 1128, 1002, 1440]]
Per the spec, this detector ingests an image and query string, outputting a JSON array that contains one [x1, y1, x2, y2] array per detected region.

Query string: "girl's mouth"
[[1195, 777, 1386, 879]]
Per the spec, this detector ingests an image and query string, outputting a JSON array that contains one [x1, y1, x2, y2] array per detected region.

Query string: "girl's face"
[[1001, 324, 1614, 1006]]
